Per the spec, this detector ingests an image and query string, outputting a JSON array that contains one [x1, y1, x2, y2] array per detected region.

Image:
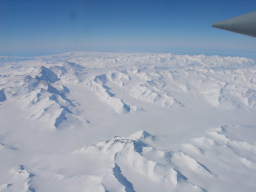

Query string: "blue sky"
[[1, 0, 256, 57]]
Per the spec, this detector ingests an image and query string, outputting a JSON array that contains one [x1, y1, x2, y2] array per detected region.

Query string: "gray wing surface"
[[213, 11, 256, 37]]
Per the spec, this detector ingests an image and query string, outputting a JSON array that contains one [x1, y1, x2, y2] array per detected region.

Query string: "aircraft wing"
[[213, 11, 256, 37]]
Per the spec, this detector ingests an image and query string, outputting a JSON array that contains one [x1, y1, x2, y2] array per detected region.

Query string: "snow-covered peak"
[[129, 130, 155, 141], [37, 66, 59, 83], [0, 52, 256, 192]]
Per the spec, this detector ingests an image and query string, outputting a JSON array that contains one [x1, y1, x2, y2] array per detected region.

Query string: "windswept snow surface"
[[0, 52, 256, 192]]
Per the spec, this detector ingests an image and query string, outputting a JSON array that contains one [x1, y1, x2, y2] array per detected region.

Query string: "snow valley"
[[0, 52, 256, 192]]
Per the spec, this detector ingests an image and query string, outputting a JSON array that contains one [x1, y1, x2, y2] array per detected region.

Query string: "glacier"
[[0, 52, 256, 192]]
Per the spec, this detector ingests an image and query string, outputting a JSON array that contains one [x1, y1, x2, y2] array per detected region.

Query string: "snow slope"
[[0, 52, 256, 192]]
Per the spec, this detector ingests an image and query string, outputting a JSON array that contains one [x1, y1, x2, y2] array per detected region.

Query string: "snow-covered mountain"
[[0, 52, 256, 192]]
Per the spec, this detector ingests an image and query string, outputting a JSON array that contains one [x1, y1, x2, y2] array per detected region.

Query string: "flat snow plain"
[[0, 52, 256, 192]]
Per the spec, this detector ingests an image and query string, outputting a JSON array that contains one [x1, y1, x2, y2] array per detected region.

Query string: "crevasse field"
[[0, 52, 256, 192]]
